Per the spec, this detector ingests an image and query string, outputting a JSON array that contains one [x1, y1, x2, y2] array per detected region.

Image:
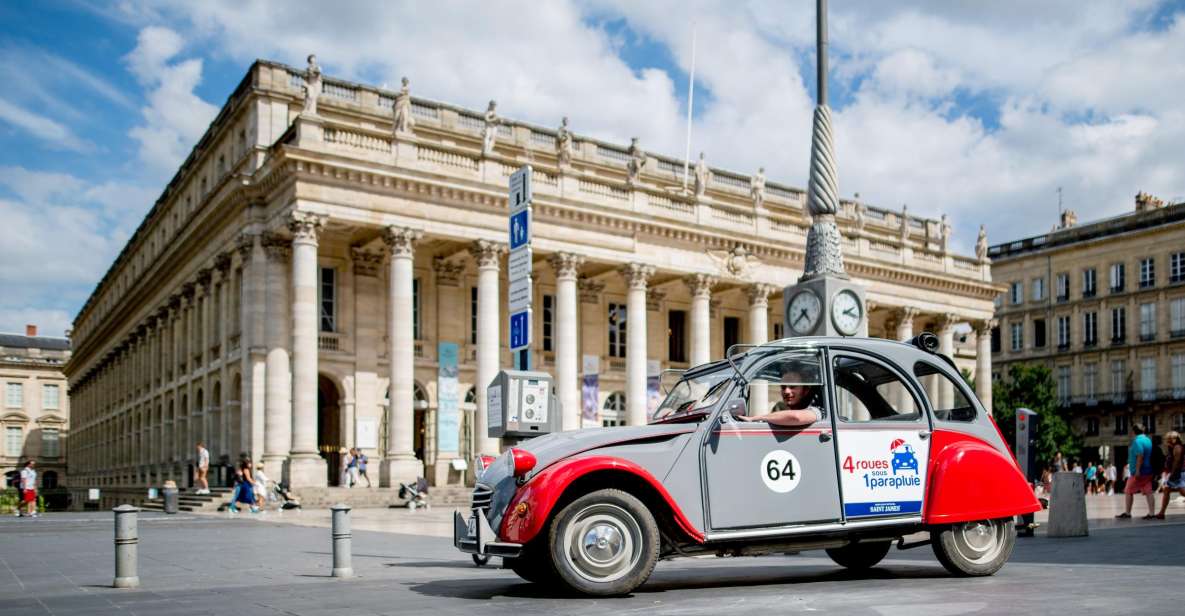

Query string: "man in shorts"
[[736, 364, 822, 427], [195, 441, 210, 495], [1155, 430, 1184, 519], [19, 460, 37, 517], [1117, 423, 1155, 519]]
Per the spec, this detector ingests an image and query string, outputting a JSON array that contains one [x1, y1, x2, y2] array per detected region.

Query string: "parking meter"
[[486, 370, 559, 440], [1015, 407, 1039, 535]]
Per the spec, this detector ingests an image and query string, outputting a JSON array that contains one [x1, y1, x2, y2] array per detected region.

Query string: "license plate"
[[467, 516, 477, 538]]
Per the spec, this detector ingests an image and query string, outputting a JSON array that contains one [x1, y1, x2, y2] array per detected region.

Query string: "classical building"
[[2, 325, 70, 497], [990, 194, 1185, 464], [63, 58, 998, 498]]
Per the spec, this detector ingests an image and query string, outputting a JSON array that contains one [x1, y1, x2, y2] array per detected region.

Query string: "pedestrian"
[[339, 447, 353, 488], [1117, 423, 1157, 519], [348, 448, 362, 487], [1085, 463, 1098, 495], [195, 441, 210, 495], [1053, 452, 1066, 472], [18, 460, 37, 518], [1105, 461, 1117, 495], [253, 462, 272, 508], [228, 459, 259, 514], [355, 449, 372, 488], [1071, 460, 1082, 474], [1155, 430, 1184, 519]]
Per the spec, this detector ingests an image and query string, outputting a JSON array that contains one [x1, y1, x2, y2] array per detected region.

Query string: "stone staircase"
[[291, 485, 473, 509], [140, 487, 234, 513]]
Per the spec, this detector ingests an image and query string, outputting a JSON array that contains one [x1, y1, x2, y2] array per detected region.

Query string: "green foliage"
[[0, 488, 16, 514], [992, 363, 1080, 466]]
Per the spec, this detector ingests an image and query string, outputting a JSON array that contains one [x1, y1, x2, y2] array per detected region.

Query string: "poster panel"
[[436, 342, 460, 453]]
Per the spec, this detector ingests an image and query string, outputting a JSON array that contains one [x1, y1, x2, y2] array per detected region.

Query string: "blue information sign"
[[510, 310, 531, 350], [509, 209, 530, 250]]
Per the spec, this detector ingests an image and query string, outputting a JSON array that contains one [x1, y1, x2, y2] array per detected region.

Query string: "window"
[[5, 383, 21, 408], [1171, 252, 1184, 283], [1085, 310, 1099, 345], [542, 294, 554, 352], [1032, 277, 1045, 301], [319, 267, 335, 332], [668, 310, 687, 362], [833, 355, 919, 422], [41, 470, 57, 490], [412, 278, 421, 340], [5, 426, 21, 455], [742, 351, 825, 419], [1111, 307, 1126, 343], [1174, 412, 1185, 432], [1085, 417, 1100, 436], [994, 294, 1003, 309], [1033, 319, 1047, 348], [991, 326, 1001, 353], [1140, 357, 1157, 399], [1111, 360, 1127, 402], [42, 384, 59, 410], [1084, 363, 1098, 401], [607, 303, 627, 358], [1139, 303, 1156, 341], [42, 427, 59, 457], [1057, 366, 1071, 403], [1010, 281, 1023, 305], [772, 322, 783, 340], [1173, 354, 1185, 398], [915, 362, 975, 422], [602, 391, 625, 427], [1109, 262, 1125, 293], [1139, 257, 1155, 288], [1010, 323, 1023, 351], [1143, 413, 1157, 435], [1083, 268, 1097, 297], [470, 287, 478, 344], [1171, 298, 1185, 336], [723, 316, 741, 355], [1056, 273, 1070, 301], [1057, 316, 1071, 349], [1114, 413, 1129, 435]]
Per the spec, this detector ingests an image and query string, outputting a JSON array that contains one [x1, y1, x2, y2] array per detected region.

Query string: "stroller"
[[273, 481, 302, 510], [398, 477, 430, 511]]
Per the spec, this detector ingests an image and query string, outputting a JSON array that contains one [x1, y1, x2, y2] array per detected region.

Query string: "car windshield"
[[651, 366, 733, 422]]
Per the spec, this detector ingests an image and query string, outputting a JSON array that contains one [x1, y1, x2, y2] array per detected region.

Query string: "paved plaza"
[[0, 494, 1181, 615]]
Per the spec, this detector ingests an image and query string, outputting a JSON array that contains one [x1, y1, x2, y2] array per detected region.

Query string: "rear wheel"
[[931, 518, 1015, 576], [548, 488, 659, 596], [825, 540, 892, 570]]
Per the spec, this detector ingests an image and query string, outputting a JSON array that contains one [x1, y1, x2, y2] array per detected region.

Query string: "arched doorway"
[[317, 375, 343, 486], [380, 382, 430, 465], [603, 391, 626, 427]]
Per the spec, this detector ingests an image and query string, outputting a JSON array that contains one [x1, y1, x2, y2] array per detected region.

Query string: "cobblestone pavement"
[[0, 495, 1179, 616]]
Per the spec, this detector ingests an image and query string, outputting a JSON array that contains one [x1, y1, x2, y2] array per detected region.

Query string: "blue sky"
[[2, 0, 1184, 337]]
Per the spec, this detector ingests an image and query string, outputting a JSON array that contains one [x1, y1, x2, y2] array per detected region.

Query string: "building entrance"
[[318, 375, 343, 486]]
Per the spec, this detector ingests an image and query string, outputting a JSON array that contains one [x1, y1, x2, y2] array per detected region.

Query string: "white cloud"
[[0, 98, 91, 151]]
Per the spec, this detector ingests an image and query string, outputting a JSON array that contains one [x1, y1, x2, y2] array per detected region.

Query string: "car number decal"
[[760, 450, 802, 493]]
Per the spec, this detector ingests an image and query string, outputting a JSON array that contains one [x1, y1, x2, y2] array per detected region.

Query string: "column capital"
[[683, 273, 718, 298], [288, 212, 327, 244], [895, 306, 920, 321], [214, 252, 232, 275], [261, 233, 292, 260], [974, 318, 998, 336], [351, 247, 384, 277], [646, 288, 665, 312], [548, 252, 585, 280], [234, 232, 257, 260], [195, 268, 212, 292], [383, 226, 422, 258], [577, 276, 605, 303], [432, 256, 466, 286], [747, 283, 776, 307], [468, 239, 507, 270], [620, 263, 655, 290], [938, 312, 960, 332]]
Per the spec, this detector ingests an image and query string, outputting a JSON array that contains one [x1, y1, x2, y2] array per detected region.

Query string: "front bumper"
[[453, 510, 523, 558]]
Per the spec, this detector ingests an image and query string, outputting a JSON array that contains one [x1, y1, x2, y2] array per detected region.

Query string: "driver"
[[735, 364, 822, 427]]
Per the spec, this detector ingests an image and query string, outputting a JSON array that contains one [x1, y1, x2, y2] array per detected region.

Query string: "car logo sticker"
[[838, 431, 928, 517], [760, 450, 802, 493]]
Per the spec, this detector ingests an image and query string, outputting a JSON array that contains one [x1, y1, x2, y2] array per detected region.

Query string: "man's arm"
[[739, 407, 820, 427], [1135, 453, 1144, 474]]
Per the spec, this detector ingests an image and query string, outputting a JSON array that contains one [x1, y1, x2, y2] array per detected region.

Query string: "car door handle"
[[819, 432, 832, 442], [918, 430, 931, 440]]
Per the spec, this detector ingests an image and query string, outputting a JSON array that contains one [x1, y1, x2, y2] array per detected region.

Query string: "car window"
[[914, 361, 976, 422], [652, 367, 733, 421], [744, 349, 826, 419], [832, 355, 921, 423]]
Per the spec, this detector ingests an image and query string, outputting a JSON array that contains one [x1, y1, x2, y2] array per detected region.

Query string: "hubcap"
[[953, 519, 1006, 564], [562, 504, 642, 583]]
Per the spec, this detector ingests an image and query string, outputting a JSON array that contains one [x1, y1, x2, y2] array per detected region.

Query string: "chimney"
[[25, 324, 37, 337]]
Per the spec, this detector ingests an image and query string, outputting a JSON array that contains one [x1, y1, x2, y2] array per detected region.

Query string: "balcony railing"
[[1110, 285, 1124, 294], [1056, 294, 1069, 303], [1057, 343, 1071, 351], [1084, 339, 1098, 348], [1111, 336, 1126, 346], [1171, 329, 1185, 339], [318, 333, 341, 352], [1139, 280, 1155, 289], [1139, 332, 1156, 342], [1083, 289, 1097, 298]]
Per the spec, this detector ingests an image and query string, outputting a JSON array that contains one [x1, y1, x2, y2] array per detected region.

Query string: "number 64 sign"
[[760, 450, 802, 493]]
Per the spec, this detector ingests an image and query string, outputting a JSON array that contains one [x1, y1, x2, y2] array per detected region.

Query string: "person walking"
[[228, 459, 258, 514], [1117, 423, 1156, 519], [1085, 463, 1098, 495], [347, 448, 362, 488], [253, 462, 272, 508], [338, 447, 353, 488], [1105, 461, 1117, 495], [355, 449, 372, 488], [1155, 430, 1184, 519], [194, 441, 210, 495], [18, 460, 37, 518]]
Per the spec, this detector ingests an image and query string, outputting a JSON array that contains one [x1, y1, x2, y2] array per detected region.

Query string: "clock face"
[[831, 289, 863, 336], [788, 291, 822, 335]]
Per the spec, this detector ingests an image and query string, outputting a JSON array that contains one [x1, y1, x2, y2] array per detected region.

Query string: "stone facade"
[[990, 197, 1185, 464], [1, 326, 70, 493], [64, 60, 998, 494]]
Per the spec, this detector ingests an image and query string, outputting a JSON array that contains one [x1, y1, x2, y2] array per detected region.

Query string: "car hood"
[[518, 423, 698, 477]]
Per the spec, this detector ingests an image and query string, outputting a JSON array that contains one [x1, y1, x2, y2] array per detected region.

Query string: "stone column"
[[288, 213, 328, 487], [382, 226, 423, 486], [622, 263, 654, 426], [975, 319, 996, 415], [550, 253, 584, 432], [893, 307, 920, 412], [470, 240, 506, 456], [685, 274, 716, 367], [938, 313, 958, 409], [748, 284, 774, 414], [261, 237, 292, 474]]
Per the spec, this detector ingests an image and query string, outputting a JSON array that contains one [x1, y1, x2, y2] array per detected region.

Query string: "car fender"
[[924, 429, 1042, 524], [498, 455, 705, 545]]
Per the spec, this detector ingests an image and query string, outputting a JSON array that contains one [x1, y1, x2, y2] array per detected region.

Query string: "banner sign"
[[582, 354, 600, 427], [647, 359, 662, 415], [436, 342, 460, 453]]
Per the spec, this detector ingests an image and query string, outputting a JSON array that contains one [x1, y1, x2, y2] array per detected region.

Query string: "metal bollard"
[[331, 503, 353, 578], [113, 505, 141, 588]]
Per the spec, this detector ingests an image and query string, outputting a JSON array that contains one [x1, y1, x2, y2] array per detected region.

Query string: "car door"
[[702, 348, 842, 530], [829, 351, 931, 521]]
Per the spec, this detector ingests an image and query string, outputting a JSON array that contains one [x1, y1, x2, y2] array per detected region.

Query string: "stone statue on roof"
[[899, 204, 910, 243], [975, 224, 988, 261], [693, 152, 710, 198], [481, 100, 499, 155], [626, 137, 646, 185], [302, 54, 322, 116], [392, 77, 414, 136], [940, 213, 952, 253], [556, 116, 573, 166], [750, 167, 766, 209]]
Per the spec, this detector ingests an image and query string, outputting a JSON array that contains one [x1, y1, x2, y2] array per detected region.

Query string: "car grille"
[[470, 483, 493, 512]]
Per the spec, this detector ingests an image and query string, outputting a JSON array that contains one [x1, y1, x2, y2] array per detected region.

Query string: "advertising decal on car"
[[838, 430, 928, 517]]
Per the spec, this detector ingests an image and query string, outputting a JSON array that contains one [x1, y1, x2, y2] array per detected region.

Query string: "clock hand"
[[843, 308, 857, 317], [794, 309, 808, 325]]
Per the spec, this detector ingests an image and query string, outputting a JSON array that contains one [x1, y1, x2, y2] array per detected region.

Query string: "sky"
[[1, 0, 1183, 337]]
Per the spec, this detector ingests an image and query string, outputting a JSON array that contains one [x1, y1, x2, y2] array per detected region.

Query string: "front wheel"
[[548, 488, 659, 596], [931, 518, 1016, 576], [825, 540, 892, 570]]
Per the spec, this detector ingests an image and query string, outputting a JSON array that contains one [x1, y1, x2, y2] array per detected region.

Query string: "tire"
[[472, 554, 490, 567], [825, 540, 892, 570], [931, 518, 1016, 576], [547, 488, 660, 596]]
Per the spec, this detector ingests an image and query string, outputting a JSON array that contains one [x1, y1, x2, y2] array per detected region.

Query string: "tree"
[[992, 363, 1080, 466]]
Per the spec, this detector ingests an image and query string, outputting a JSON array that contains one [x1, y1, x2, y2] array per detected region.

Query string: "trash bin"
[[162, 480, 179, 515]]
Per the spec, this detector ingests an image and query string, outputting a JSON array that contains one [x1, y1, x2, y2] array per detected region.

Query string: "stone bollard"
[[331, 503, 353, 578], [1047, 471, 1089, 538], [113, 505, 141, 588]]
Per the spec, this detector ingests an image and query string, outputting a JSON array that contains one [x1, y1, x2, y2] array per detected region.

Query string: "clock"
[[787, 290, 822, 335], [830, 289, 863, 336]]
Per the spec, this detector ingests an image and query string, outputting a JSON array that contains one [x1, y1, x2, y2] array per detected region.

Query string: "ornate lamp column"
[[287, 212, 328, 487], [622, 263, 654, 426], [382, 226, 423, 485], [470, 240, 506, 456], [549, 253, 584, 431], [975, 319, 997, 415]]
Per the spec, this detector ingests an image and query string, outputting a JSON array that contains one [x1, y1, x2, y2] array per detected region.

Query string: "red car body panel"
[[923, 429, 1041, 524], [499, 455, 705, 545]]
